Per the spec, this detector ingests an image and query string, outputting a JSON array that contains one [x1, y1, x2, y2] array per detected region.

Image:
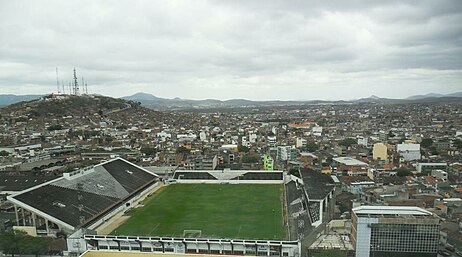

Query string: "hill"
[[123, 91, 462, 109], [0, 94, 171, 130], [0, 94, 43, 107]]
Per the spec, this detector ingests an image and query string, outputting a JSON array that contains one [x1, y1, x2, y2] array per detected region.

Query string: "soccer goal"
[[183, 229, 202, 238]]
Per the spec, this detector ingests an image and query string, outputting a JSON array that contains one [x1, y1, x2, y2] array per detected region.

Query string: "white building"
[[351, 206, 440, 257], [396, 143, 421, 161]]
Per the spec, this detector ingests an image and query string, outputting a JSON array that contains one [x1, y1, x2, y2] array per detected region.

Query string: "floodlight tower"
[[73, 68, 80, 95]]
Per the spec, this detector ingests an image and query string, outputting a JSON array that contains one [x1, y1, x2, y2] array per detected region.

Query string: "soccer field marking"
[[112, 184, 286, 239], [148, 223, 160, 236]]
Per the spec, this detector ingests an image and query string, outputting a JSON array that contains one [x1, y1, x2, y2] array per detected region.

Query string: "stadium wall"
[[171, 180, 283, 184], [83, 235, 301, 257]]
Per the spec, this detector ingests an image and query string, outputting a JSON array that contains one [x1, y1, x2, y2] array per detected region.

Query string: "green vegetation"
[[338, 138, 356, 147], [0, 230, 48, 256], [112, 184, 286, 240], [421, 138, 433, 148], [140, 147, 157, 156], [304, 142, 319, 152], [454, 139, 462, 149], [237, 144, 250, 153], [47, 124, 63, 131], [0, 150, 9, 156], [241, 154, 260, 163], [396, 167, 413, 177], [176, 146, 190, 154]]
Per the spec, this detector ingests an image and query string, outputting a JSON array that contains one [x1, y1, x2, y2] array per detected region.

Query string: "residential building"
[[396, 143, 421, 161], [351, 206, 440, 257]]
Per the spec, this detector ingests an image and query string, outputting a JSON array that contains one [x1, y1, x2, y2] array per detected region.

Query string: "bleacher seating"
[[14, 185, 119, 227], [173, 172, 217, 180], [10, 158, 159, 229], [103, 159, 158, 192], [285, 181, 313, 240], [231, 172, 283, 180], [308, 201, 321, 223]]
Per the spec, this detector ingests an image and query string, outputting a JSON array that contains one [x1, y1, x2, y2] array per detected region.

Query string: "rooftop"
[[333, 157, 368, 166], [300, 168, 335, 200], [352, 206, 434, 217]]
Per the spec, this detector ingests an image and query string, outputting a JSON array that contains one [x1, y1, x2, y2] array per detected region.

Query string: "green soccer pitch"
[[111, 183, 287, 240]]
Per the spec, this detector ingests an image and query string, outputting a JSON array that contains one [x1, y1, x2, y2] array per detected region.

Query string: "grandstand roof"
[[0, 174, 58, 192], [299, 168, 334, 200], [8, 158, 158, 230]]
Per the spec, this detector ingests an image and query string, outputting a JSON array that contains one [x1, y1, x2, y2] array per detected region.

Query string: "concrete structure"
[[351, 206, 440, 257], [82, 235, 301, 257], [333, 157, 368, 176], [417, 162, 447, 175], [372, 143, 387, 162], [396, 143, 421, 161], [431, 169, 448, 182], [7, 158, 160, 236]]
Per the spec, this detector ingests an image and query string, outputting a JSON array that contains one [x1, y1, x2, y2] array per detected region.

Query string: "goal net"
[[183, 229, 202, 238]]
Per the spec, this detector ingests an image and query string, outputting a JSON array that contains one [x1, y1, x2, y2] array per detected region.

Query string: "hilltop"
[[0, 94, 172, 131]]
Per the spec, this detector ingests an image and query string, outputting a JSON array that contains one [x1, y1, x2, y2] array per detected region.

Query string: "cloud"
[[0, 0, 461, 100]]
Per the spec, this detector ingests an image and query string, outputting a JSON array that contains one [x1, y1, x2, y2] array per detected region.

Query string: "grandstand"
[[172, 170, 283, 182], [7, 158, 160, 235], [284, 169, 335, 240]]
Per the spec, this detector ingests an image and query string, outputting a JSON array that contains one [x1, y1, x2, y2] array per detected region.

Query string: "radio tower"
[[73, 68, 80, 95], [56, 67, 60, 94]]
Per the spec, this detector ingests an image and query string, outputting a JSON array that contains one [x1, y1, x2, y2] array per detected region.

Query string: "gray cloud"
[[0, 0, 461, 100]]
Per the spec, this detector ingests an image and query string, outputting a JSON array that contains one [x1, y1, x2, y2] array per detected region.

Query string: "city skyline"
[[1, 0, 461, 100]]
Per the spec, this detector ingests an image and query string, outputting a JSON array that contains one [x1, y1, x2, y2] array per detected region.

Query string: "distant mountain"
[[406, 92, 461, 100], [0, 94, 43, 107], [122, 92, 162, 101], [446, 91, 462, 97], [122, 91, 462, 109]]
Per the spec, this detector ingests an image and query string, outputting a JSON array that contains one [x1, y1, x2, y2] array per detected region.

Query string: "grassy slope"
[[112, 184, 286, 240]]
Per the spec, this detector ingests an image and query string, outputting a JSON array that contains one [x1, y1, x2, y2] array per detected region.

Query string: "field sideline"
[[111, 183, 286, 240]]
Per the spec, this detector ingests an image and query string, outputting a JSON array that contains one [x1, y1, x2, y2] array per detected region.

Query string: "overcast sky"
[[1, 0, 461, 100]]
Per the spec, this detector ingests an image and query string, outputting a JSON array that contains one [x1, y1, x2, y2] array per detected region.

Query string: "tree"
[[141, 147, 157, 156], [454, 139, 462, 150], [238, 145, 250, 153], [176, 146, 190, 154], [304, 142, 319, 152], [47, 124, 63, 131], [0, 230, 26, 256], [24, 237, 48, 256], [0, 150, 9, 156], [339, 138, 356, 148], [421, 138, 433, 148], [241, 154, 259, 163], [396, 167, 412, 177]]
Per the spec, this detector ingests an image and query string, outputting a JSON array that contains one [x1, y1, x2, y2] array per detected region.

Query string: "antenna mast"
[[81, 76, 85, 95], [56, 67, 60, 94], [73, 68, 79, 95]]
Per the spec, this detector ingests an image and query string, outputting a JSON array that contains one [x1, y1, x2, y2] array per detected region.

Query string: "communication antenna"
[[68, 82, 72, 94], [62, 80, 65, 94], [81, 76, 84, 94], [56, 67, 60, 94], [73, 68, 79, 95], [85, 83, 88, 94]]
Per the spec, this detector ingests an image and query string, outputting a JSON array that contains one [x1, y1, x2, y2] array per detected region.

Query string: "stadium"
[[7, 158, 336, 257]]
